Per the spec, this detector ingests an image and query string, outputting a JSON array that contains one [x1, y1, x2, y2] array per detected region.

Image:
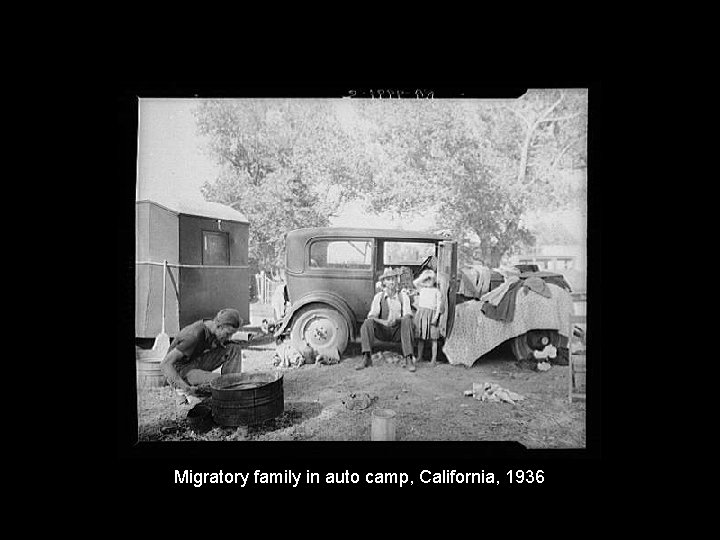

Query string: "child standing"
[[412, 269, 444, 367]]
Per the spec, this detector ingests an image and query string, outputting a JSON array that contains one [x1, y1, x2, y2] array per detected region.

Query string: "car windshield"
[[383, 241, 436, 265]]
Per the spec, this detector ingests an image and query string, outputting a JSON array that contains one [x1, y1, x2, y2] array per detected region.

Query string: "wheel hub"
[[313, 326, 328, 340], [304, 317, 336, 347]]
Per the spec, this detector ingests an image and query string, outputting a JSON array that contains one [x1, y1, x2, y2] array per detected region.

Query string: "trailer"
[[135, 198, 250, 345]]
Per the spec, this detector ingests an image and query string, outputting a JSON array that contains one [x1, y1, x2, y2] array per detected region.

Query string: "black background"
[[113, 78, 608, 497]]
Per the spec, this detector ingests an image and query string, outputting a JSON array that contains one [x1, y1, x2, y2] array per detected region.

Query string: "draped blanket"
[[442, 283, 574, 367]]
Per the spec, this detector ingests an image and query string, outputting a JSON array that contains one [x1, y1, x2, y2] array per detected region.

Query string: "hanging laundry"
[[476, 265, 492, 296], [519, 270, 572, 292], [458, 267, 481, 298], [522, 276, 552, 298], [481, 279, 523, 322], [443, 283, 574, 367]]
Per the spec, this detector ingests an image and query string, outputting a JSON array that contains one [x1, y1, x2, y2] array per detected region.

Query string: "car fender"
[[274, 291, 357, 339]]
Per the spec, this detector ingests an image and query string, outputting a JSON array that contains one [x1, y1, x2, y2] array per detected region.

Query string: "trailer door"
[[437, 240, 458, 338]]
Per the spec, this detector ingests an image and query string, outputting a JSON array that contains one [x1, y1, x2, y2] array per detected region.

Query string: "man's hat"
[[215, 308, 243, 329], [379, 267, 400, 280]]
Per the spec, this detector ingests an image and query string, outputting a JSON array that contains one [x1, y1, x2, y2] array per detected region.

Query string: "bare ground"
[[137, 318, 586, 446]]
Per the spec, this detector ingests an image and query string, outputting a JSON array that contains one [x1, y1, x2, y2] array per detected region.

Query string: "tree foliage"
[[195, 100, 364, 272], [194, 91, 587, 272]]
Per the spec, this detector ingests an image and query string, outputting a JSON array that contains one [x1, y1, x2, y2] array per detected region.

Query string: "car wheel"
[[290, 306, 350, 354], [511, 330, 555, 361]]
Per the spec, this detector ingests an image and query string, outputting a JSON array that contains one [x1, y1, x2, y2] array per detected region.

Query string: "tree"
[[433, 151, 536, 268], [344, 97, 540, 266], [202, 167, 329, 272], [498, 89, 588, 212], [194, 99, 370, 274], [348, 99, 459, 221], [194, 91, 588, 273]]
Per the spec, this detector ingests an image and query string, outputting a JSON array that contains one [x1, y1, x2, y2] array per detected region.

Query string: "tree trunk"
[[517, 131, 533, 184], [515, 91, 566, 185], [489, 247, 503, 269], [480, 245, 504, 269]]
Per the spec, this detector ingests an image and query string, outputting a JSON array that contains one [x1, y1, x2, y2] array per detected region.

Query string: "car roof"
[[286, 227, 448, 243]]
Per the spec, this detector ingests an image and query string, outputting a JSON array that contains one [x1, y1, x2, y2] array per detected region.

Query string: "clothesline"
[[135, 260, 250, 270]]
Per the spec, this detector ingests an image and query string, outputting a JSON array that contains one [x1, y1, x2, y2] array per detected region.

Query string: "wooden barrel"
[[210, 372, 284, 426], [371, 408, 397, 441], [136, 358, 167, 389]]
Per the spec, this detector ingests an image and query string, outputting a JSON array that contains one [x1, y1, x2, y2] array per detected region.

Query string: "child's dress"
[[414, 287, 443, 340]]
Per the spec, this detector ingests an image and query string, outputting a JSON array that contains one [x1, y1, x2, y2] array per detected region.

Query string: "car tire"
[[511, 330, 557, 362], [290, 305, 350, 355]]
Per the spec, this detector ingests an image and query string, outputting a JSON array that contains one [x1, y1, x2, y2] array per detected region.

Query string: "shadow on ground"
[[245, 400, 323, 437], [139, 399, 324, 441]]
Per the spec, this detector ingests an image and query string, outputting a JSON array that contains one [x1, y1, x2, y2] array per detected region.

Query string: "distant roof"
[[137, 198, 249, 223], [286, 227, 447, 243]]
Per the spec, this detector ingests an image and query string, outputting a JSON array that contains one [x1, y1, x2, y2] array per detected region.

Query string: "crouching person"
[[160, 308, 244, 397]]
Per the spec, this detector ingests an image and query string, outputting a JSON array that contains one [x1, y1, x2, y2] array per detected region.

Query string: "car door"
[[437, 239, 458, 338], [305, 237, 375, 324]]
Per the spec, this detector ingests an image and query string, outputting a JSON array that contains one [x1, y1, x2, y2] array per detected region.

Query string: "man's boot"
[[407, 355, 417, 372], [356, 352, 372, 370]]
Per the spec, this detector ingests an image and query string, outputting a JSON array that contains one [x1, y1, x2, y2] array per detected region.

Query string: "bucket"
[[211, 372, 284, 426], [371, 408, 397, 441], [136, 357, 167, 389], [572, 354, 586, 392]]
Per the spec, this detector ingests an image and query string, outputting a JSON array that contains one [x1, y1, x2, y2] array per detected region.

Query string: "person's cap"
[[215, 308, 242, 329]]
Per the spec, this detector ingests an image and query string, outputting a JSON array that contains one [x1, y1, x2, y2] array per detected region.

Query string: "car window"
[[309, 239, 373, 269], [383, 242, 436, 265]]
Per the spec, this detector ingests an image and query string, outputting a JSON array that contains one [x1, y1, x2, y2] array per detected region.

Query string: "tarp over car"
[[442, 282, 574, 367]]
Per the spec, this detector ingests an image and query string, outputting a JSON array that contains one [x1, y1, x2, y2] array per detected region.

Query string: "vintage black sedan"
[[274, 227, 458, 354]]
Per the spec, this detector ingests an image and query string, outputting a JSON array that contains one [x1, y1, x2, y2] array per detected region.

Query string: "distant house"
[[510, 244, 586, 293]]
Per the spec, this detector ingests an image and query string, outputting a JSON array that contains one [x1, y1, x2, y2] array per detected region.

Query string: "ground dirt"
[[137, 303, 586, 446]]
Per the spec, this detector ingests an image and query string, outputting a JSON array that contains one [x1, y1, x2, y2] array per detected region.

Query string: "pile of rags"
[[315, 345, 340, 365], [371, 350, 406, 365], [342, 392, 377, 410], [470, 382, 525, 404], [273, 342, 304, 369]]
